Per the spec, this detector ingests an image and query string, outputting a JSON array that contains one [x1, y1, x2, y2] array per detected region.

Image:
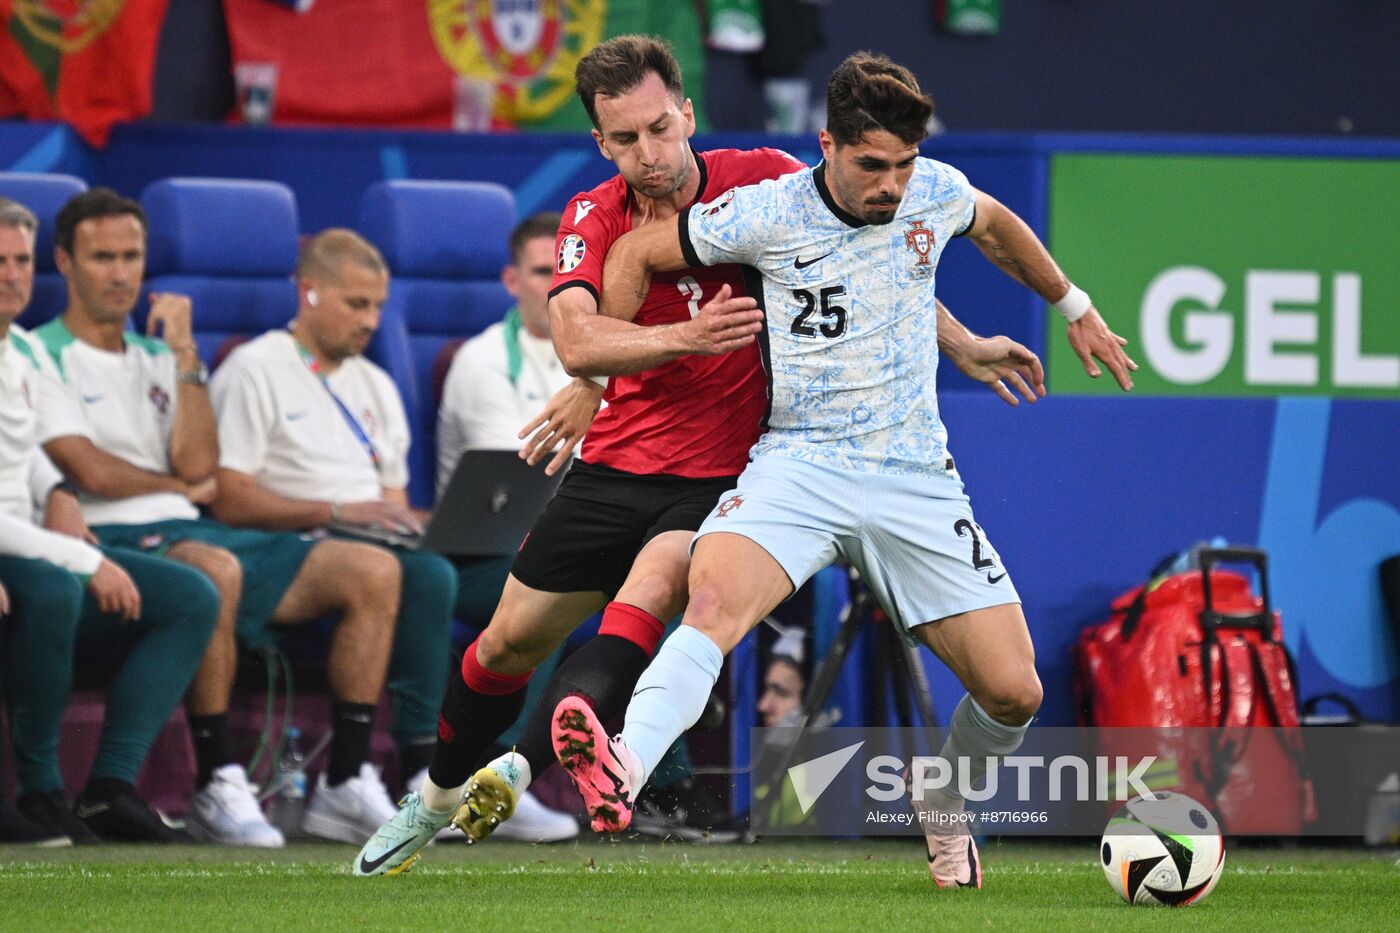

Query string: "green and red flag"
[[224, 0, 706, 132], [0, 0, 170, 147]]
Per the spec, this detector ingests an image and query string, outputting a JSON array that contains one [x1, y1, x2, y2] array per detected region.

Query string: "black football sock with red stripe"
[[427, 638, 531, 792]]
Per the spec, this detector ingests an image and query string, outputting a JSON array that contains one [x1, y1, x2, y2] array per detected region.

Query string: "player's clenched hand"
[[146, 292, 196, 354], [683, 284, 762, 355], [519, 377, 604, 476], [89, 558, 141, 621], [1067, 307, 1137, 391], [952, 335, 1046, 406]]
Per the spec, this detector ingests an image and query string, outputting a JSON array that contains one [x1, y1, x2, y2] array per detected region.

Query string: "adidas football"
[[1100, 791, 1226, 906]]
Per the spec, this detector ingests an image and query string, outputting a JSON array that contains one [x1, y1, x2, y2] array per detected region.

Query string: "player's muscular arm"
[[965, 191, 1070, 300], [936, 299, 1045, 406], [966, 190, 1137, 391], [549, 286, 689, 377], [597, 215, 690, 322], [935, 298, 979, 362], [550, 242, 761, 377], [43, 435, 195, 501]]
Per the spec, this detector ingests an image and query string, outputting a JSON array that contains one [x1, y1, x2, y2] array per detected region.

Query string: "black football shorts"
[[509, 459, 738, 596]]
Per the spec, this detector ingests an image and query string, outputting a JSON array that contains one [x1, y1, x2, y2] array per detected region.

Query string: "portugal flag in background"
[[224, 0, 705, 133], [0, 0, 170, 147]]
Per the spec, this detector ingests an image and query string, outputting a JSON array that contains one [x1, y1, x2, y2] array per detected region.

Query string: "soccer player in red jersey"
[[354, 35, 1041, 876]]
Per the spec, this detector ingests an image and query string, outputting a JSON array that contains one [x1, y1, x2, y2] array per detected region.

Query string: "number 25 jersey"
[[679, 157, 977, 480]]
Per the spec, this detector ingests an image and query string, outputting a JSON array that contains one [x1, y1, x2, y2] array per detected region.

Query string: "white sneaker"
[[301, 763, 399, 845], [492, 790, 579, 843], [188, 764, 285, 848]]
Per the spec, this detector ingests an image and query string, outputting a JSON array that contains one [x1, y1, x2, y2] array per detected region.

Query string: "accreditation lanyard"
[[293, 339, 381, 471]]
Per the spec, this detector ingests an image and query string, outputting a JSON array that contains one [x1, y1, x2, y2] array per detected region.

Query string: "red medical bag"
[[1075, 548, 1315, 833]]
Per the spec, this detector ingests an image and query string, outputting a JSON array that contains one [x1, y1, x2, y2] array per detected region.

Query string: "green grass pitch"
[[1, 837, 1395, 931]]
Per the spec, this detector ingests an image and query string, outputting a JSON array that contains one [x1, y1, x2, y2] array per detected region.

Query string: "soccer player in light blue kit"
[[553, 51, 1136, 887]]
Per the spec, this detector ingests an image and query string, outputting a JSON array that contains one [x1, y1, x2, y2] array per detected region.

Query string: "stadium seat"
[[357, 180, 516, 507], [0, 171, 88, 329], [138, 177, 301, 367]]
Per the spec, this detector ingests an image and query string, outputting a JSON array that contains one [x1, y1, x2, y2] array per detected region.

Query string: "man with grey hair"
[[36, 192, 413, 848], [209, 228, 458, 842], [0, 195, 219, 845]]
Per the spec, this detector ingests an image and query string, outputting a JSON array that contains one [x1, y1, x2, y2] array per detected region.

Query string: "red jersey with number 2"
[[550, 147, 804, 478]]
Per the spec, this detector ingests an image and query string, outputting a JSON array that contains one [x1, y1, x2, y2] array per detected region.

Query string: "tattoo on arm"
[[988, 241, 1029, 286]]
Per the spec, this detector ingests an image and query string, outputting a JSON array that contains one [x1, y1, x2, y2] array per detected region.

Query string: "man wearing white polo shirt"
[[209, 228, 457, 818], [0, 196, 219, 845], [37, 190, 408, 848]]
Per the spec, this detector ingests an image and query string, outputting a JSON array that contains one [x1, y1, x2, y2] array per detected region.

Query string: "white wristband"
[[1054, 284, 1092, 323], [585, 373, 608, 388]]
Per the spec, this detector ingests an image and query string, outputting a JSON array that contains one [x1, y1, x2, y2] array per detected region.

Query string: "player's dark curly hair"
[[575, 34, 684, 129], [54, 187, 146, 255], [826, 52, 934, 147]]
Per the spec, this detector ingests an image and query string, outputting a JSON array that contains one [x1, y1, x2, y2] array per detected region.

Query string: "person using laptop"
[[435, 211, 571, 624], [208, 228, 458, 828], [36, 191, 418, 848], [431, 211, 578, 843]]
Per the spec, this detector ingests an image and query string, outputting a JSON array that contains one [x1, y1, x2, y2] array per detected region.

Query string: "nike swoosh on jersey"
[[793, 253, 832, 270], [285, 410, 309, 421], [987, 572, 1007, 584], [358, 838, 416, 874], [81, 394, 104, 404]]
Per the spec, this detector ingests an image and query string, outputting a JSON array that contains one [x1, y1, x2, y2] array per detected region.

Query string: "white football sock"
[[485, 751, 533, 795], [620, 625, 725, 782], [419, 775, 464, 814], [925, 693, 1031, 811]]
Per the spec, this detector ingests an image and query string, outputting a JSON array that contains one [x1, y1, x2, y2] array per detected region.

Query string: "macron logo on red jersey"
[[575, 200, 597, 223]]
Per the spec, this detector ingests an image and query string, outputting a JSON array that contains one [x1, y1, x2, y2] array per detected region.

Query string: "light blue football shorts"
[[693, 455, 1020, 636]]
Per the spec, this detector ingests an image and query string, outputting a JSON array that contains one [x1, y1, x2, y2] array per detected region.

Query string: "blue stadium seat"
[[358, 180, 517, 507], [0, 172, 88, 329], [138, 178, 301, 368]]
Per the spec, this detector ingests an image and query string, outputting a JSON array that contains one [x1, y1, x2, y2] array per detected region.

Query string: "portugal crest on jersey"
[[715, 495, 744, 517], [904, 220, 935, 266], [427, 0, 606, 124], [148, 383, 170, 416]]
